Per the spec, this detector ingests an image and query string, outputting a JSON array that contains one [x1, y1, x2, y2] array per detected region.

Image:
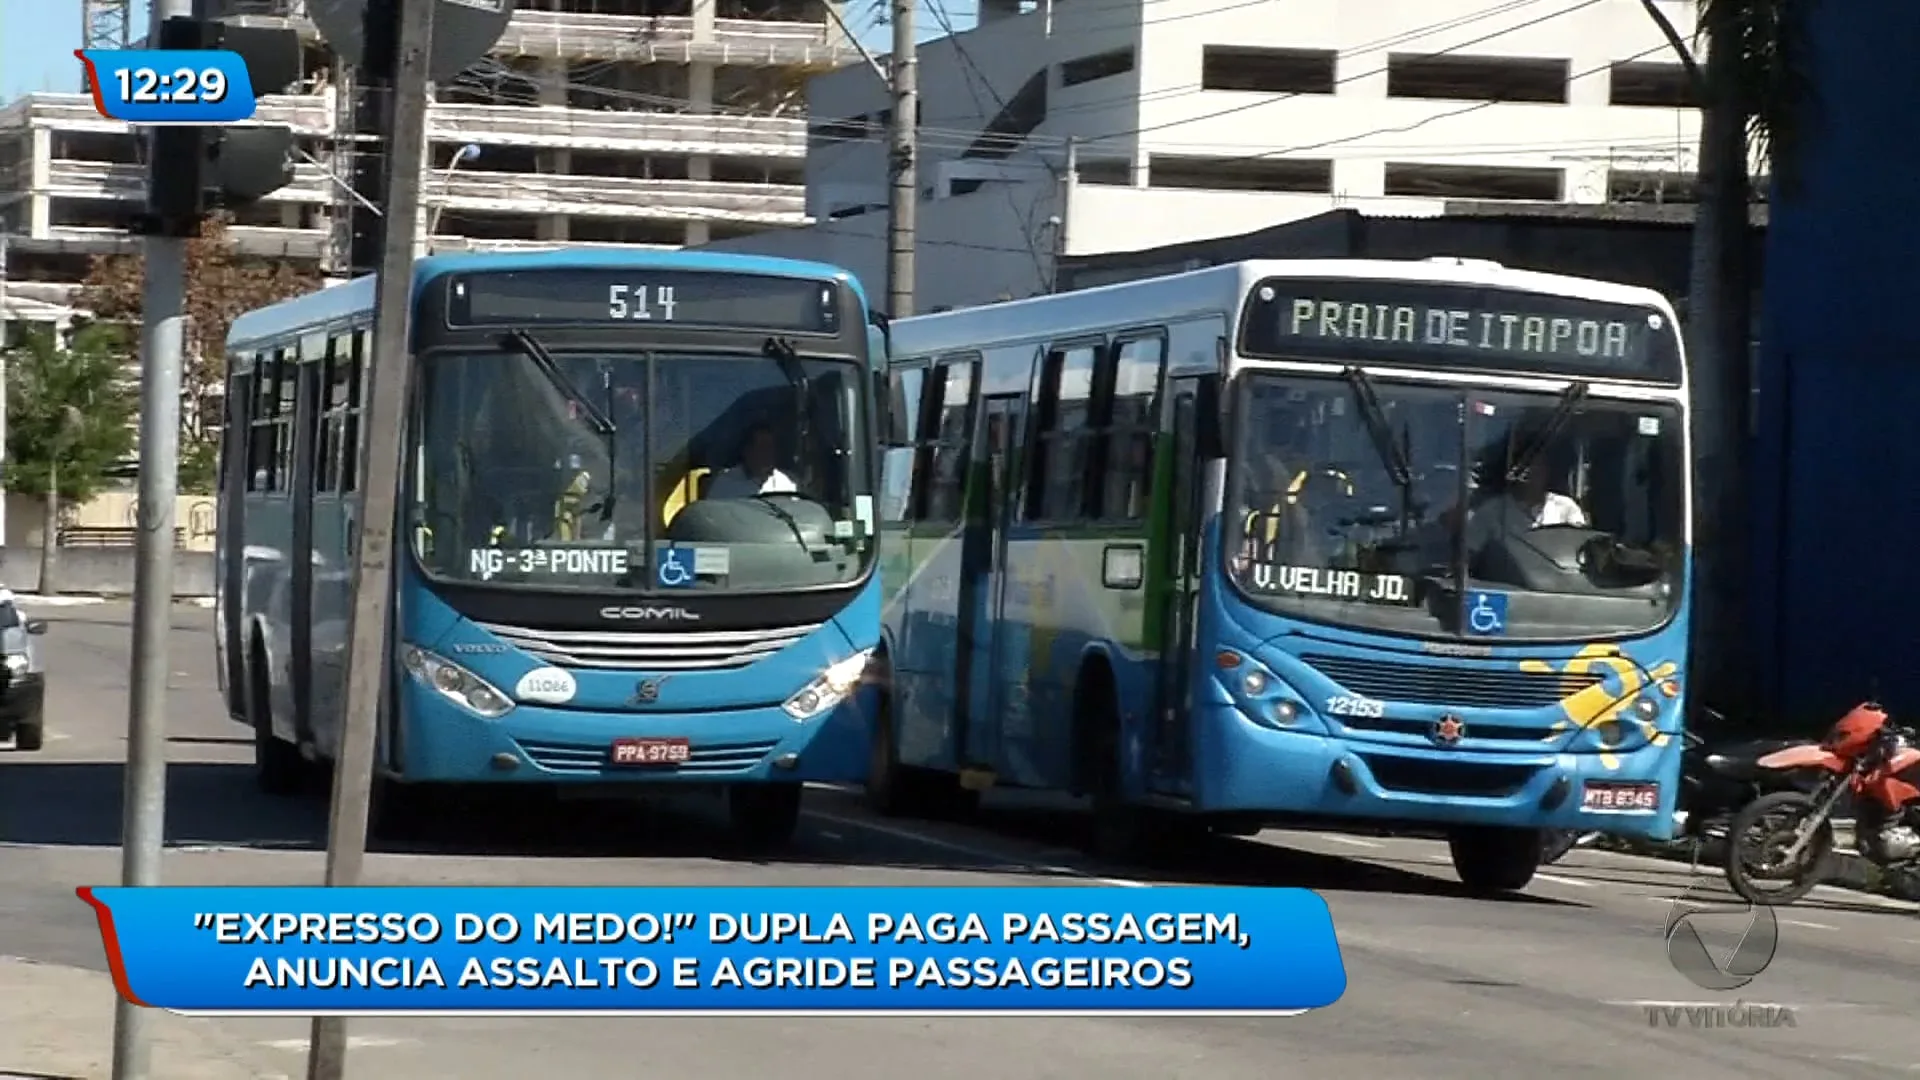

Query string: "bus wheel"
[[1447, 826, 1542, 894], [370, 778, 431, 844], [730, 783, 803, 852], [1080, 672, 1149, 861], [250, 645, 307, 797], [866, 685, 930, 818]]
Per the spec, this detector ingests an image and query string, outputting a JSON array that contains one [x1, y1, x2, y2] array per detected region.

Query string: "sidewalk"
[[0, 957, 285, 1080], [7, 595, 215, 608]]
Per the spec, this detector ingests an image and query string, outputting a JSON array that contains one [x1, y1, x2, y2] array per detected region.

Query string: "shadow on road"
[[0, 760, 1087, 879], [880, 803, 1585, 906]]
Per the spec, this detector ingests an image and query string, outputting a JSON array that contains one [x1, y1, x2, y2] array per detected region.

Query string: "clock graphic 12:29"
[[75, 49, 259, 124]]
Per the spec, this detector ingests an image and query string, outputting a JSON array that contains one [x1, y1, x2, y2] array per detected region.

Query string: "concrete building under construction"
[[0, 0, 857, 331]]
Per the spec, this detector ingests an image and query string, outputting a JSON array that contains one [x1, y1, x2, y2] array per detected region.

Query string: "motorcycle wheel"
[[1723, 790, 1835, 906], [1541, 831, 1581, 865]]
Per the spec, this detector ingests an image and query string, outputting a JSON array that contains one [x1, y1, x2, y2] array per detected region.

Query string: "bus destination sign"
[[446, 269, 842, 334], [1240, 277, 1680, 382]]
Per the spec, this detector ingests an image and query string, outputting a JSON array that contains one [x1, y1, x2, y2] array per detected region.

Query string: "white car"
[[0, 597, 48, 750]]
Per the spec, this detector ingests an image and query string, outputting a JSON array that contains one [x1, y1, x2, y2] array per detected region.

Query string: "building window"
[[1609, 62, 1698, 108], [1060, 47, 1135, 88], [1383, 162, 1563, 201], [1148, 156, 1332, 193], [1201, 47, 1336, 94], [1387, 54, 1569, 104]]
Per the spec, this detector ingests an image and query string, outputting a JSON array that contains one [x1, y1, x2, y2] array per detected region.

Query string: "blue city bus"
[[871, 258, 1691, 892], [216, 250, 888, 848]]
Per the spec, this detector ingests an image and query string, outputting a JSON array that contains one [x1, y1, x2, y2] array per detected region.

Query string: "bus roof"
[[890, 258, 1678, 358], [227, 248, 866, 348]]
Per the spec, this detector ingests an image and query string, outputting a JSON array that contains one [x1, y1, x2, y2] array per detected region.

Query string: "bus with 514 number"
[[217, 249, 887, 848], [871, 257, 1690, 892]]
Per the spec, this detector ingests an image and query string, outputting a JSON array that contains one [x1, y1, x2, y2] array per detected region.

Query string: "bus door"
[[218, 364, 255, 718], [288, 337, 325, 749], [953, 392, 1025, 785], [1151, 378, 1207, 787]]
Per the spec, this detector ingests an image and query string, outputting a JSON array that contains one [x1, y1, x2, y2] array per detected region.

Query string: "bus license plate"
[[610, 737, 691, 767], [1582, 781, 1658, 812]]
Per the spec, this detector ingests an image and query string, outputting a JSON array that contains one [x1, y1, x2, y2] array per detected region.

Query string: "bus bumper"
[[1193, 703, 1680, 840], [396, 681, 873, 786]]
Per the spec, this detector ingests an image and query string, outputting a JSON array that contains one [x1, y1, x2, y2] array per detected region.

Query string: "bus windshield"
[[1226, 372, 1685, 641], [409, 345, 874, 595]]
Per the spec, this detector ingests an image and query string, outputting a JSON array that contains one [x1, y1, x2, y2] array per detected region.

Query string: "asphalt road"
[[3, 601, 1918, 1078]]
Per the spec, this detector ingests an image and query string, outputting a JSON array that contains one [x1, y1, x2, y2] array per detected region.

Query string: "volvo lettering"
[[216, 250, 888, 849]]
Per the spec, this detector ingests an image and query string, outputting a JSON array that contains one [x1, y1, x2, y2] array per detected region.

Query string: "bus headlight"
[[783, 649, 874, 721], [402, 645, 513, 720]]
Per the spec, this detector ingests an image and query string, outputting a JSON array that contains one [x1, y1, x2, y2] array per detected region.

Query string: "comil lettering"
[[1288, 298, 1631, 360]]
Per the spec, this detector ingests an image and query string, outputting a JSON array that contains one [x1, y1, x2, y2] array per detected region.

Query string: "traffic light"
[[146, 16, 303, 230]]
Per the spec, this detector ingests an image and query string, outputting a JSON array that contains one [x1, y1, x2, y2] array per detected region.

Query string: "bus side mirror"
[[1195, 373, 1227, 460]]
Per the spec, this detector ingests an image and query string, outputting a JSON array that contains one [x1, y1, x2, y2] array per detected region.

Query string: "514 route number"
[[1325, 694, 1385, 719]]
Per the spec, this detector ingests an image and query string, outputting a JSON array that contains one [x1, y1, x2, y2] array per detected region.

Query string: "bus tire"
[[370, 777, 429, 843], [1077, 662, 1147, 860], [1447, 826, 1543, 895], [250, 639, 307, 797], [866, 675, 930, 818], [730, 782, 803, 852]]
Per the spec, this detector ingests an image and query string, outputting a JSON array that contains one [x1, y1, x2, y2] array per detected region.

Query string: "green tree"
[[5, 324, 138, 503], [77, 214, 320, 493]]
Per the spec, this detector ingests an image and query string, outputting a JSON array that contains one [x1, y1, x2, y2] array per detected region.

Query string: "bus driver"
[[708, 422, 798, 500]]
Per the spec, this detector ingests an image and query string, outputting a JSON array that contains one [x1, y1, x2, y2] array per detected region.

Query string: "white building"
[[0, 0, 859, 332], [703, 0, 1708, 311]]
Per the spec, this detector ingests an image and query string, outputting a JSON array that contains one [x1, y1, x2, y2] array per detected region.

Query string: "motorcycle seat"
[[1700, 738, 1797, 781]]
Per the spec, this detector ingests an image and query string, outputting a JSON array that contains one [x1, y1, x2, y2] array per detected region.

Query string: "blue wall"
[[1752, 0, 1920, 723]]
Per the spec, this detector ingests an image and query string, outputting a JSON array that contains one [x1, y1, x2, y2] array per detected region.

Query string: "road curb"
[[10, 595, 215, 608]]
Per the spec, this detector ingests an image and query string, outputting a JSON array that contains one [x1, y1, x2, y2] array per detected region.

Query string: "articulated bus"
[[217, 250, 887, 848], [872, 258, 1690, 892]]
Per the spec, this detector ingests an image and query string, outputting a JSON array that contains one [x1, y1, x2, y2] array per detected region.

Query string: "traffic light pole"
[[111, 0, 191, 1075], [306, 0, 435, 1077]]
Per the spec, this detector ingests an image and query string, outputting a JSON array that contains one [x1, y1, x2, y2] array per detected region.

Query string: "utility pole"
[[885, 0, 917, 317], [306, 0, 434, 1077], [111, 0, 190, 1073], [0, 232, 10, 548], [1051, 137, 1076, 293]]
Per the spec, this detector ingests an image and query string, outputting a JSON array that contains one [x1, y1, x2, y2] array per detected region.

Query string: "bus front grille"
[[478, 622, 821, 671], [1300, 654, 1601, 710]]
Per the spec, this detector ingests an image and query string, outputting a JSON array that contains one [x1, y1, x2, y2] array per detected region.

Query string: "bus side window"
[[1028, 342, 1098, 522], [271, 346, 298, 492], [921, 357, 977, 523], [247, 351, 278, 492], [881, 364, 926, 524], [339, 329, 367, 493], [1093, 333, 1165, 521], [317, 332, 350, 493]]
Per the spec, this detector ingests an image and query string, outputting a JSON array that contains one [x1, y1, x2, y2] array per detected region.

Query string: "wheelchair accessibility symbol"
[[1465, 590, 1508, 636], [656, 547, 696, 588]]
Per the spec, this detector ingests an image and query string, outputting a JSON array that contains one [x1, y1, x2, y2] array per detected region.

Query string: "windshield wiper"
[[1505, 380, 1589, 484], [501, 330, 621, 528], [501, 330, 616, 436], [764, 336, 816, 487], [1342, 365, 1416, 505]]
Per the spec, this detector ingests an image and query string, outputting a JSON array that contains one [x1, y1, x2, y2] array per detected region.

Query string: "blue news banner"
[[78, 886, 1347, 1015]]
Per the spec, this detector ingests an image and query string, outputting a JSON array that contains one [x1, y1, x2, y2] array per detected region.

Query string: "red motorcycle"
[[1724, 702, 1920, 905]]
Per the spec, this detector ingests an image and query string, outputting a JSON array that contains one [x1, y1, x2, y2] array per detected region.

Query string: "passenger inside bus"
[[1458, 460, 1588, 554], [706, 422, 798, 500]]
